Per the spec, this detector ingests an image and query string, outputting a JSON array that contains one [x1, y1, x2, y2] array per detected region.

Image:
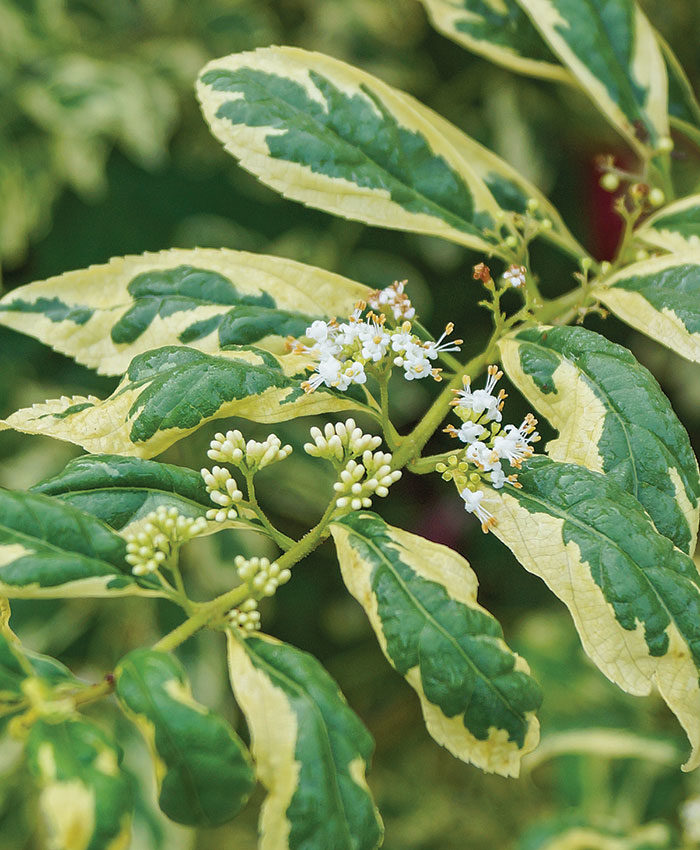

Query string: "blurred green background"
[[1, 1, 700, 847]]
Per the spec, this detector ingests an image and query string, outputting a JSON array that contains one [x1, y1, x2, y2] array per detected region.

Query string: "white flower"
[[455, 422, 486, 444], [465, 441, 500, 471], [488, 464, 506, 489], [402, 349, 433, 381], [368, 280, 416, 321], [422, 323, 462, 361], [459, 488, 495, 531], [453, 365, 505, 423], [503, 264, 527, 288], [493, 414, 539, 468], [358, 322, 391, 362]]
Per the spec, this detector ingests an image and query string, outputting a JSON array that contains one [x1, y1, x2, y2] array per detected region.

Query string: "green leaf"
[[594, 252, 700, 363], [518, 818, 673, 850], [0, 624, 79, 733], [636, 195, 700, 253], [514, 0, 669, 154], [197, 46, 511, 256], [0, 489, 158, 599], [226, 630, 383, 850], [115, 649, 254, 827], [330, 512, 541, 777], [0, 248, 370, 377], [481, 456, 700, 770], [30, 454, 254, 536], [392, 87, 586, 259], [26, 716, 132, 850], [2, 345, 365, 458], [658, 34, 700, 148], [418, 0, 571, 82], [499, 325, 700, 553]]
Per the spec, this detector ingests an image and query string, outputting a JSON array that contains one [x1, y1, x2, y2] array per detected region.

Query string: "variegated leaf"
[[481, 456, 700, 770], [636, 195, 700, 253], [330, 512, 542, 777], [226, 630, 383, 850], [391, 88, 585, 258], [594, 253, 700, 363], [418, 0, 571, 82], [26, 716, 132, 850], [0, 625, 79, 733], [115, 649, 255, 827], [30, 454, 255, 537], [197, 46, 512, 256], [0, 489, 160, 599], [0, 248, 370, 376], [499, 325, 700, 553], [2, 345, 366, 458], [514, 0, 669, 154], [658, 34, 700, 148], [518, 820, 672, 850]]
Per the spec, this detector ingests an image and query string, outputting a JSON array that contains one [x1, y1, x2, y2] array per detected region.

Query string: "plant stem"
[[244, 475, 295, 550], [153, 497, 340, 653]]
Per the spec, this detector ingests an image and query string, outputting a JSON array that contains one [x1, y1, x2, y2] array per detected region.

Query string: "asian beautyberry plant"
[[1, 2, 700, 848]]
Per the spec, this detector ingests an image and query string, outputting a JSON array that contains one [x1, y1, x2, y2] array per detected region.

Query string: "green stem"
[[244, 475, 295, 550], [153, 497, 339, 653], [378, 374, 401, 450]]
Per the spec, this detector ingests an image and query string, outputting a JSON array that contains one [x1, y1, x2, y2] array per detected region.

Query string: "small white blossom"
[[452, 365, 506, 423], [367, 280, 416, 321], [492, 414, 540, 467], [459, 488, 496, 532], [465, 441, 500, 472], [455, 422, 486, 444], [503, 264, 527, 288]]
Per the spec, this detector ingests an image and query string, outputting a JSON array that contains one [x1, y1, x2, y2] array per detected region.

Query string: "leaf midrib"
[[346, 526, 531, 730]]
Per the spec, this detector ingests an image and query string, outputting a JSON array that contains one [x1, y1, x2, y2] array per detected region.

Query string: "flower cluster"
[[125, 506, 207, 576], [367, 279, 415, 321], [304, 418, 382, 465], [441, 366, 540, 532], [207, 430, 292, 472], [201, 465, 243, 523], [228, 556, 292, 632], [333, 450, 402, 511], [294, 284, 461, 393]]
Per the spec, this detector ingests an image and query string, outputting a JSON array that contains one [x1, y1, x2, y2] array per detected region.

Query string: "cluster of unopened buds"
[[440, 365, 540, 532], [303, 419, 402, 511], [207, 430, 292, 472], [292, 282, 461, 393], [228, 556, 292, 632], [201, 430, 293, 523], [125, 506, 207, 576], [333, 451, 402, 511], [304, 418, 381, 465]]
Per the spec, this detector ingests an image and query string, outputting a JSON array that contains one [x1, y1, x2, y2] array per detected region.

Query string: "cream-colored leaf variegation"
[[499, 326, 700, 554], [226, 630, 383, 850], [514, 0, 669, 155], [636, 195, 700, 253], [483, 458, 700, 771], [1, 347, 365, 458], [0, 248, 370, 376], [197, 47, 513, 256], [594, 252, 700, 363], [391, 88, 586, 259], [419, 0, 573, 82], [330, 511, 541, 778]]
